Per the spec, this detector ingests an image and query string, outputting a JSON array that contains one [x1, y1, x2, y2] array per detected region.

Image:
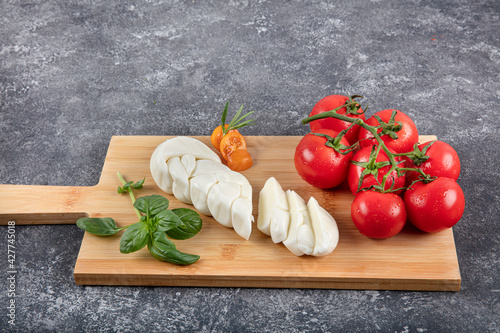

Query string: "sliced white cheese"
[[189, 173, 218, 215], [150, 147, 174, 193], [282, 190, 307, 256], [240, 183, 252, 200], [191, 159, 229, 177], [180, 154, 196, 177], [257, 177, 339, 257], [232, 197, 253, 240], [297, 224, 315, 255], [206, 182, 241, 228], [150, 136, 220, 194], [308, 197, 339, 257], [150, 136, 253, 240], [270, 208, 290, 244], [156, 136, 221, 163], [257, 177, 289, 236], [167, 156, 192, 205]]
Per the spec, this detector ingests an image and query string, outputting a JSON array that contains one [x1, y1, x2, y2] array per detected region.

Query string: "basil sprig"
[[76, 217, 126, 236], [76, 173, 202, 265], [117, 177, 145, 193]]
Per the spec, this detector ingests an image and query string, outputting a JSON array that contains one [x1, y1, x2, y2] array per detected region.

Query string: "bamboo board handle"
[[0, 184, 95, 225]]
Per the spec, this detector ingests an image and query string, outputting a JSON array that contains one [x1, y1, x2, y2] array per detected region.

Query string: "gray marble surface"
[[1, 0, 499, 332]]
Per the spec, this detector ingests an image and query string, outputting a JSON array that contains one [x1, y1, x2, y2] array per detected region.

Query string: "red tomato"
[[347, 145, 406, 195], [294, 129, 353, 189], [351, 191, 406, 238], [308, 95, 366, 145], [405, 140, 461, 185], [404, 177, 465, 233], [358, 109, 419, 153]]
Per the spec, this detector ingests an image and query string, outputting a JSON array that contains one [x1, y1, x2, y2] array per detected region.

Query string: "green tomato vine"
[[301, 101, 436, 193]]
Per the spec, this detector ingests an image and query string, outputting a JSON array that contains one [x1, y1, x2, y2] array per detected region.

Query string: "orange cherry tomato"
[[211, 124, 232, 151], [227, 149, 253, 171], [219, 131, 247, 161], [210, 125, 240, 151]]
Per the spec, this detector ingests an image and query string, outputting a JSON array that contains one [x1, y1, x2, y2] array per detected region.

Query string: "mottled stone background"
[[1, 0, 499, 332]]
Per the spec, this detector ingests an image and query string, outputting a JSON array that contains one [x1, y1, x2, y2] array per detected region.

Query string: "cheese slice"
[[308, 197, 339, 257], [257, 177, 289, 237]]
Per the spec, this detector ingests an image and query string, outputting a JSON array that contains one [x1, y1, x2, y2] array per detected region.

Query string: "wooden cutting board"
[[0, 135, 461, 291]]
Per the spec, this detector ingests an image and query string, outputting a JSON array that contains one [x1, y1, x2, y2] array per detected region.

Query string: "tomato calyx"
[[344, 94, 367, 116], [372, 110, 403, 140], [406, 174, 438, 188], [351, 145, 405, 194], [311, 127, 357, 155], [401, 140, 436, 166]]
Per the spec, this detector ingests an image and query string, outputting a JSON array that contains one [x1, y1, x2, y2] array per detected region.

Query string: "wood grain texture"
[[0, 135, 461, 291]]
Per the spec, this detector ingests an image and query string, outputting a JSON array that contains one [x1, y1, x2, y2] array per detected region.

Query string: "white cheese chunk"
[[297, 224, 315, 255], [167, 156, 192, 205], [207, 181, 241, 228], [189, 173, 218, 215], [150, 136, 253, 240], [150, 137, 220, 194], [308, 197, 339, 257], [150, 148, 174, 193], [257, 177, 339, 257], [257, 177, 289, 236], [180, 154, 196, 177], [156, 136, 221, 163], [232, 197, 253, 240], [270, 208, 291, 244], [191, 159, 229, 177], [283, 190, 310, 256]]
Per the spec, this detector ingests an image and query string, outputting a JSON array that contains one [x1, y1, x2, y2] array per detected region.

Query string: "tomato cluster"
[[295, 94, 465, 238]]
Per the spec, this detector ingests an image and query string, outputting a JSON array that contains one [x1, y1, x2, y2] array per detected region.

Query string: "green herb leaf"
[[166, 208, 203, 240], [151, 230, 176, 248], [119, 221, 150, 254], [221, 102, 229, 130], [118, 181, 133, 194], [220, 102, 256, 136], [148, 244, 200, 265], [76, 217, 124, 236], [131, 178, 145, 190], [155, 209, 184, 232], [134, 195, 169, 217], [148, 231, 199, 265]]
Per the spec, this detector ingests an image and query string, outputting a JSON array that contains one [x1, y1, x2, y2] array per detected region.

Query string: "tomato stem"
[[302, 101, 360, 125]]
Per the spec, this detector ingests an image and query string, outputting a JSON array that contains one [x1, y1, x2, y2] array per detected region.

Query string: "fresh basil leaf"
[[148, 241, 199, 266], [155, 209, 183, 232], [148, 243, 200, 265], [148, 230, 199, 265], [131, 178, 145, 190], [151, 230, 176, 248], [166, 208, 202, 240], [134, 195, 169, 217], [117, 181, 133, 194], [119, 221, 150, 254], [76, 217, 123, 236]]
